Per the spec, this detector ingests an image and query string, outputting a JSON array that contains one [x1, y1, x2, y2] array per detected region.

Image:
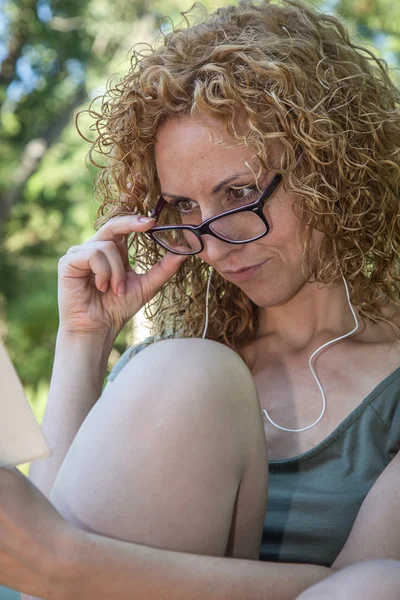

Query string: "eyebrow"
[[161, 171, 252, 201]]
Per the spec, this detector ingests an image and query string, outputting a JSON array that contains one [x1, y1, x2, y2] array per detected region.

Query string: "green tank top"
[[108, 340, 400, 567]]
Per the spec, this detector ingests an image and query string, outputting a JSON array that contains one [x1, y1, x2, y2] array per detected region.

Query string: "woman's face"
[[154, 116, 323, 308]]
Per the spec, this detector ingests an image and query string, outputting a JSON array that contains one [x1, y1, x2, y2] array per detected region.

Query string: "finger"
[[67, 241, 127, 296], [64, 243, 127, 296], [138, 252, 188, 304], [90, 215, 156, 243], [115, 235, 130, 270], [60, 248, 112, 293], [66, 241, 128, 294], [68, 237, 130, 273], [94, 241, 127, 295], [88, 250, 114, 294]]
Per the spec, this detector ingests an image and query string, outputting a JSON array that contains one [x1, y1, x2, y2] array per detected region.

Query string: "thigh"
[[49, 338, 268, 560], [297, 560, 400, 600]]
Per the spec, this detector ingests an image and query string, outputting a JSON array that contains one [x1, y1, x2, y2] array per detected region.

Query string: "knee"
[[113, 338, 264, 456], [126, 338, 260, 413], [296, 560, 400, 600], [140, 337, 250, 376]]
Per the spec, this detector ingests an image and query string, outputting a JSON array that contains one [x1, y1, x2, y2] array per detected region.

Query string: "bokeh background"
[[0, 0, 399, 597]]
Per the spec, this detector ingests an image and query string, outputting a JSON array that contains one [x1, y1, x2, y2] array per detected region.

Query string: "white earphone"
[[201, 268, 359, 432], [201, 267, 214, 341]]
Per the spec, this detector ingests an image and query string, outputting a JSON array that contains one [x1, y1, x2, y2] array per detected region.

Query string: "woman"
[[1, 0, 400, 598]]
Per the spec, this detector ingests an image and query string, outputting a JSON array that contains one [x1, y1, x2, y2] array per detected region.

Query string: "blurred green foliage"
[[0, 0, 399, 466], [0, 0, 232, 399]]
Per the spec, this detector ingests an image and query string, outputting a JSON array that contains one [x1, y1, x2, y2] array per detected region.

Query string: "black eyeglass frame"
[[146, 172, 283, 255]]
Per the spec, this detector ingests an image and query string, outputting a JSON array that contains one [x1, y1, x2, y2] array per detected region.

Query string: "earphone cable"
[[202, 269, 359, 432], [202, 267, 214, 340], [262, 275, 360, 432]]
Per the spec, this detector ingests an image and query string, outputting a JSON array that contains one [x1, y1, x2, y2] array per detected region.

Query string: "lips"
[[218, 259, 270, 282], [224, 260, 267, 274]]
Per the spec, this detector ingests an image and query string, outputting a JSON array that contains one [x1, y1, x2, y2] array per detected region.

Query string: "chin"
[[238, 277, 308, 308]]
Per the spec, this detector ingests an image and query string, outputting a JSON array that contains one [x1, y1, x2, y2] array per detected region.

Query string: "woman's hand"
[[0, 467, 74, 598], [57, 214, 186, 337]]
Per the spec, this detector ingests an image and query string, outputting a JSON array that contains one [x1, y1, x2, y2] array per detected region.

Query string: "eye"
[[229, 184, 258, 203], [171, 199, 199, 213]]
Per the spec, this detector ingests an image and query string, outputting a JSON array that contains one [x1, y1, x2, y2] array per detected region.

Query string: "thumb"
[[139, 252, 188, 303]]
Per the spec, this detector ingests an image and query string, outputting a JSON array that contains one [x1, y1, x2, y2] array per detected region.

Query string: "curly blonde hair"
[[81, 0, 400, 353]]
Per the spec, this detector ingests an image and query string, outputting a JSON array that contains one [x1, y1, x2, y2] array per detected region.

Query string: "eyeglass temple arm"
[[150, 196, 166, 221]]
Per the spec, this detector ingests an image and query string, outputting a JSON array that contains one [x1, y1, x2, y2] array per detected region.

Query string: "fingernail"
[[118, 281, 126, 297], [101, 282, 108, 293], [138, 216, 156, 223]]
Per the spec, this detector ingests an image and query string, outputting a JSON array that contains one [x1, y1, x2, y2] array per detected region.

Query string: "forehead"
[[154, 116, 260, 187]]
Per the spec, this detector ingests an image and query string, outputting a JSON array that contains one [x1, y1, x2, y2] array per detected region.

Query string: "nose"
[[199, 234, 243, 264]]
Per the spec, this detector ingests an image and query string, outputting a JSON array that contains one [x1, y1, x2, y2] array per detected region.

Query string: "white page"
[[0, 340, 51, 468]]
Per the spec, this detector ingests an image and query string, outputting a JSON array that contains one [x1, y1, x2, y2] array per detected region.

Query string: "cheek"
[[265, 206, 302, 255], [264, 190, 298, 234], [262, 214, 324, 275], [265, 193, 326, 261]]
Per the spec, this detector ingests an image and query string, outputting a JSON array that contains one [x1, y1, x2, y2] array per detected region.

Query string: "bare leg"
[[296, 560, 400, 600], [48, 339, 268, 559]]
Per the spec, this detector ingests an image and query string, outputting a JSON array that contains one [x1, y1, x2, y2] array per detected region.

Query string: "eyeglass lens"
[[151, 209, 267, 254]]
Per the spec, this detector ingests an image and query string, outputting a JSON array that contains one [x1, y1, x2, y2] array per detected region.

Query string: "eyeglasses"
[[145, 172, 283, 255]]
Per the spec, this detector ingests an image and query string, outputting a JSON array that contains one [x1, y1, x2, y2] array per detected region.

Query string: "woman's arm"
[[16, 451, 400, 600], [46, 529, 332, 600], [27, 329, 114, 499], [28, 213, 185, 500], [31, 449, 400, 600]]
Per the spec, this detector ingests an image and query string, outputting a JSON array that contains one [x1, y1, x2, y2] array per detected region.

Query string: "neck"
[[256, 278, 361, 351]]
